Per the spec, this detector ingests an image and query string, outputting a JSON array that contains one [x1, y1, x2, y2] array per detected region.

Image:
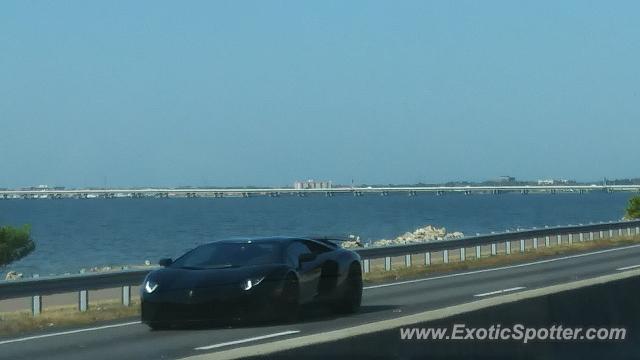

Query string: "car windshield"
[[170, 242, 282, 269]]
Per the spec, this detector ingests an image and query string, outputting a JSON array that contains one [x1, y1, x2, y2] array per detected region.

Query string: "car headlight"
[[144, 280, 158, 293], [240, 276, 265, 291]]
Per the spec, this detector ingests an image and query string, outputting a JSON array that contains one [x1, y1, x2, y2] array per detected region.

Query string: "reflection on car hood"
[[147, 264, 284, 290]]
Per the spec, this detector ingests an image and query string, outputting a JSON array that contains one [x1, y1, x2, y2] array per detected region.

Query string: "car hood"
[[146, 264, 285, 290]]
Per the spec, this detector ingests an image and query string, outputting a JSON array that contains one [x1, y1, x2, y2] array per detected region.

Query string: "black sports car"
[[141, 237, 363, 329]]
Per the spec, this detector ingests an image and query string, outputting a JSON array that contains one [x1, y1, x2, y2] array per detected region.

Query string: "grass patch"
[[0, 299, 140, 337], [363, 234, 640, 284]]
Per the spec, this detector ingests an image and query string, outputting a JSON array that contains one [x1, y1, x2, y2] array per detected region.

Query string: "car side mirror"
[[159, 258, 173, 267], [298, 253, 316, 264]]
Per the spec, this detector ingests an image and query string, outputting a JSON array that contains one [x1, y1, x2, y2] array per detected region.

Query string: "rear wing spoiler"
[[309, 235, 364, 248]]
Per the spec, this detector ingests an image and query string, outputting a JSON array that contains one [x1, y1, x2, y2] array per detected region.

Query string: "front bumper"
[[141, 281, 282, 324]]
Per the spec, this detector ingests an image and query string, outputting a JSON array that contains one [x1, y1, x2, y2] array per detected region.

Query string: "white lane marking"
[[195, 330, 300, 351], [0, 321, 141, 346], [474, 286, 526, 297], [363, 243, 640, 290], [617, 264, 640, 271]]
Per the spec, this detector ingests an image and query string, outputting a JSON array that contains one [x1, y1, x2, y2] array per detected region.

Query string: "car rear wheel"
[[334, 263, 362, 314], [276, 274, 300, 322]]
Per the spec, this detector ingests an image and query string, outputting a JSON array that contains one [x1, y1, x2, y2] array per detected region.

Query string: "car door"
[[285, 241, 322, 302]]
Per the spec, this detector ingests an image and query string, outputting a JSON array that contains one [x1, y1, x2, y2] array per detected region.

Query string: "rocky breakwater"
[[342, 225, 464, 248]]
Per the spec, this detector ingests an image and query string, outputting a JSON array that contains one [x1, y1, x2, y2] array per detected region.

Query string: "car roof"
[[210, 236, 305, 244]]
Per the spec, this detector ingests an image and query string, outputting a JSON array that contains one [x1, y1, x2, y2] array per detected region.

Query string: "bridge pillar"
[[568, 234, 573, 245], [618, 228, 623, 237], [636, 227, 640, 235], [589, 232, 594, 241], [557, 235, 562, 246], [363, 259, 370, 273], [424, 252, 431, 266], [32, 295, 42, 316], [519, 239, 525, 253], [78, 290, 88, 312], [545, 236, 550, 247], [459, 248, 465, 261], [491, 243, 497, 256], [404, 254, 411, 267], [505, 241, 511, 255], [384, 257, 391, 271], [533, 237, 538, 249], [475, 245, 481, 259], [579, 233, 584, 242], [627, 228, 632, 236], [443, 250, 449, 263]]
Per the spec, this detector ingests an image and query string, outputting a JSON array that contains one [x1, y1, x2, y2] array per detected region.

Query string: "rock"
[[5, 271, 23, 280], [370, 225, 464, 248]]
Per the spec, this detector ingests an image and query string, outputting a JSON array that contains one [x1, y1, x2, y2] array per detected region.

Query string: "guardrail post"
[[545, 236, 550, 247], [363, 259, 370, 273], [404, 254, 411, 267], [568, 234, 573, 245], [79, 290, 88, 312], [425, 252, 431, 266], [32, 295, 42, 316], [443, 250, 449, 263], [459, 248, 465, 261], [122, 286, 131, 306], [533, 237, 538, 249], [519, 239, 525, 253], [475, 245, 481, 259], [505, 241, 511, 255], [491, 243, 497, 255], [557, 235, 562, 246], [384, 257, 391, 271]]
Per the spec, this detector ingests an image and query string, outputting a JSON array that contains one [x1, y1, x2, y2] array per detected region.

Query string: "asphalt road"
[[2, 244, 640, 360]]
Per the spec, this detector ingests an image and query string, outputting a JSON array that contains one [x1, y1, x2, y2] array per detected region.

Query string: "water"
[[0, 192, 634, 276]]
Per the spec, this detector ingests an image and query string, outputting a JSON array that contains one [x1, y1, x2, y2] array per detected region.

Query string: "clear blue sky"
[[1, 1, 638, 188]]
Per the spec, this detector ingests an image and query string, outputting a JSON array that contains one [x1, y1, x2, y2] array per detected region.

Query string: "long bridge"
[[1, 185, 639, 199]]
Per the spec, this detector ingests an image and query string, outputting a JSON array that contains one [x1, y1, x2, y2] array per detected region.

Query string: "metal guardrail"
[[1, 220, 639, 316]]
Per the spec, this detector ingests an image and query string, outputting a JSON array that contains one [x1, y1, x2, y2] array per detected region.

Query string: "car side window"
[[303, 240, 332, 254], [286, 241, 312, 268]]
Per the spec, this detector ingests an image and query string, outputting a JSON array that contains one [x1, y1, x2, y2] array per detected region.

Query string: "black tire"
[[334, 263, 363, 314], [276, 273, 300, 322]]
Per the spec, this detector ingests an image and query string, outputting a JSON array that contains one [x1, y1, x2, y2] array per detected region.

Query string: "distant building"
[[495, 176, 516, 183], [537, 179, 571, 185], [293, 180, 332, 189]]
